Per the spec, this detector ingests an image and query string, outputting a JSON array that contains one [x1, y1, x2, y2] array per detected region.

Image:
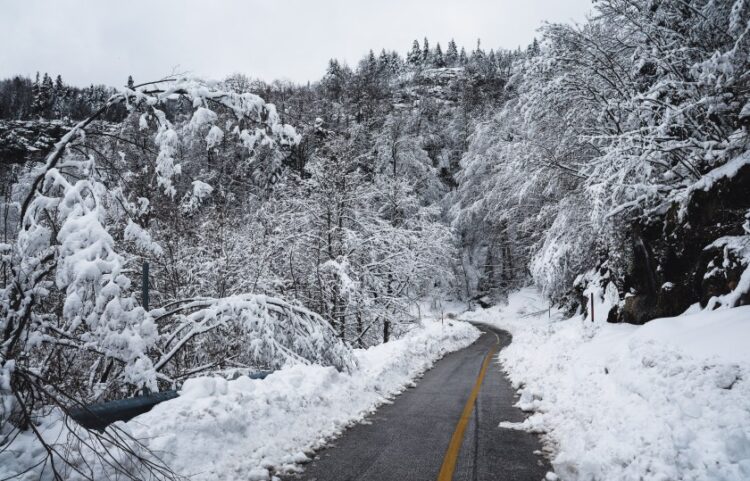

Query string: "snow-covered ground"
[[464, 288, 750, 481], [0, 318, 479, 481], [128, 318, 479, 480]]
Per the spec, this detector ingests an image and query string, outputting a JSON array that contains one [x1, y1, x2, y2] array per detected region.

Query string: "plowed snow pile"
[[465, 288, 750, 481], [121, 319, 479, 481]]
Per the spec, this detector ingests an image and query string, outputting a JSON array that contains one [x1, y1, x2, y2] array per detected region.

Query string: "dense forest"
[[1, 0, 749, 478], [0, 72, 127, 121]]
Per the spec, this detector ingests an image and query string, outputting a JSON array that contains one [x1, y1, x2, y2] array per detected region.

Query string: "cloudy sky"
[[0, 0, 592, 88]]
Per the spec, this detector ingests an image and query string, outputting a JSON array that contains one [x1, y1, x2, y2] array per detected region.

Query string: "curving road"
[[289, 325, 551, 481]]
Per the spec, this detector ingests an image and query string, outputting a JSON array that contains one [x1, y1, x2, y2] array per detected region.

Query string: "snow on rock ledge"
[[118, 319, 480, 480], [464, 288, 750, 481]]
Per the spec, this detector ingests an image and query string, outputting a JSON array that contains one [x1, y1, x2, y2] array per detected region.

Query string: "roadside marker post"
[[590, 293, 594, 323], [142, 261, 150, 311]]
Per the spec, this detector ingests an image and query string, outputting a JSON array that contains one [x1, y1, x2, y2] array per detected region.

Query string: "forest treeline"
[[0, 72, 128, 121]]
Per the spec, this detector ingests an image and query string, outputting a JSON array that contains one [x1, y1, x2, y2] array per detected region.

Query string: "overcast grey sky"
[[0, 0, 592, 88]]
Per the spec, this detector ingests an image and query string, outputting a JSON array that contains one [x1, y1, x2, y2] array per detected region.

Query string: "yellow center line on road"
[[437, 339, 498, 481]]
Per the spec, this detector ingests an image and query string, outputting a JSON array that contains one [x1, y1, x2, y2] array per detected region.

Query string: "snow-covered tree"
[[446, 39, 459, 66], [0, 76, 362, 479], [459, 47, 468, 65], [433, 42, 445, 68], [407, 39, 422, 68]]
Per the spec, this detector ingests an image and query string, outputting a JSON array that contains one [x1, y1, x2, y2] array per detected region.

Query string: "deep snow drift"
[[464, 288, 750, 481], [0, 318, 479, 481]]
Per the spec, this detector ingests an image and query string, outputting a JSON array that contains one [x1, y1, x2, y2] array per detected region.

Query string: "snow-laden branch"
[[151, 294, 356, 376]]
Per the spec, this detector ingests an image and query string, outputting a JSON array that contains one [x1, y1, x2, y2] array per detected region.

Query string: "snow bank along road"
[[465, 288, 750, 481], [290, 325, 549, 481]]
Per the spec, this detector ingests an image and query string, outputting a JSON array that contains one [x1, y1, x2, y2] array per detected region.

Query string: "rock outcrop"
[[618, 161, 750, 323]]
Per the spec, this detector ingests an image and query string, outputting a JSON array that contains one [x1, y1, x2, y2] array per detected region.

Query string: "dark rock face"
[[618, 163, 750, 323]]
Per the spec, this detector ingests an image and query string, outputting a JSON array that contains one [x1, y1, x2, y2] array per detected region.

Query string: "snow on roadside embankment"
[[463, 288, 750, 481], [120, 319, 479, 481]]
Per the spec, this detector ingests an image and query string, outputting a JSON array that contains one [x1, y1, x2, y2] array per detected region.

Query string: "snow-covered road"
[[290, 325, 550, 481]]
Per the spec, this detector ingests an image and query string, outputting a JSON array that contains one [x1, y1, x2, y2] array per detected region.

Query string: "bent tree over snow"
[[0, 78, 353, 480], [151, 294, 356, 377]]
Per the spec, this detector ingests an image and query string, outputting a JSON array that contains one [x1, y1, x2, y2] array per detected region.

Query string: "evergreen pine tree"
[[324, 59, 344, 101], [389, 51, 402, 75], [31, 72, 42, 116], [41, 73, 53, 98], [446, 39, 459, 66], [378, 49, 390, 74], [127, 75, 135, 89], [484, 49, 498, 77], [470, 39, 486, 67], [366, 49, 378, 75], [53, 74, 65, 118], [528, 38, 540, 56], [459, 47, 468, 65], [434, 43, 445, 68], [85, 84, 96, 113], [327, 58, 342, 77], [422, 37, 431, 63], [407, 39, 422, 67], [35, 73, 54, 117]]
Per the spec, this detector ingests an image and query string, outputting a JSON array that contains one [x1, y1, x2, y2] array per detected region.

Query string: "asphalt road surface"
[[290, 324, 551, 481]]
